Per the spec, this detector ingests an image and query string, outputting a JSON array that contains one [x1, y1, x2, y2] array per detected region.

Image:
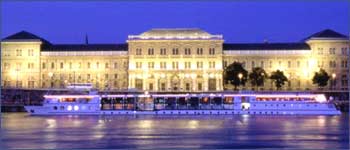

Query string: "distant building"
[[1, 28, 349, 92]]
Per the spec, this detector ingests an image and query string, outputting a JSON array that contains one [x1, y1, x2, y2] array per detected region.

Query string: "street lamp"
[[331, 73, 336, 90], [11, 69, 19, 88], [48, 72, 53, 88], [238, 73, 243, 90], [64, 80, 68, 87]]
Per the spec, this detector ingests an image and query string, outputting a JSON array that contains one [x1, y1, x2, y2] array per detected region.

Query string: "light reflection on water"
[[1, 113, 349, 149]]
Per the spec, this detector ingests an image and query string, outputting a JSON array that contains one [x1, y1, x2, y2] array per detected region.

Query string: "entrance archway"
[[171, 75, 180, 91]]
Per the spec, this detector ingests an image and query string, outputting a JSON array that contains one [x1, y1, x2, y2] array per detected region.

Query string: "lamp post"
[[48, 72, 53, 88], [12, 69, 19, 88], [64, 80, 68, 88], [238, 73, 243, 90], [331, 73, 336, 90]]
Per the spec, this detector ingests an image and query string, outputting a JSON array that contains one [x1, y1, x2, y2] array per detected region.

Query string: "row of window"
[[135, 48, 216, 55], [139, 82, 205, 91], [317, 47, 348, 55], [4, 49, 34, 56], [4, 59, 348, 71], [3, 49, 35, 57], [3, 79, 348, 89], [135, 61, 214, 69], [42, 73, 124, 80], [41, 62, 128, 70], [223, 60, 348, 69]]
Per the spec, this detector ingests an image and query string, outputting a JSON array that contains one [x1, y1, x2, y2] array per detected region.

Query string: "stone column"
[[167, 74, 171, 91], [155, 74, 158, 91]]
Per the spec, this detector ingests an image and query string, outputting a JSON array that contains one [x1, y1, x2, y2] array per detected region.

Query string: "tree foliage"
[[249, 67, 268, 90], [223, 62, 248, 90], [270, 70, 288, 90], [312, 69, 330, 88]]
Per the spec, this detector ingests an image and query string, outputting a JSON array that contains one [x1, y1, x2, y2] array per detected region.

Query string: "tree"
[[270, 70, 288, 90], [249, 67, 268, 90], [223, 62, 248, 90], [312, 69, 330, 89]]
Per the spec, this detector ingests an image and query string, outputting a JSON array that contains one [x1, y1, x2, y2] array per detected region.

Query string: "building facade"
[[1, 28, 349, 92]]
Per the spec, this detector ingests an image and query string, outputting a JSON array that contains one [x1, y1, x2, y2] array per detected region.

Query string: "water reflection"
[[1, 113, 349, 149]]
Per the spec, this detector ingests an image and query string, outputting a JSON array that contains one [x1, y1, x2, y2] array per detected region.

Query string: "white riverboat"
[[25, 90, 341, 115]]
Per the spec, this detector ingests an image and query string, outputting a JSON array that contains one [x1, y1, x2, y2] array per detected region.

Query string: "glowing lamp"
[[74, 105, 79, 111], [238, 73, 243, 79], [67, 105, 72, 111], [332, 73, 336, 79]]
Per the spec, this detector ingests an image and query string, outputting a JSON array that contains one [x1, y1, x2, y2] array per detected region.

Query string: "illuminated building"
[[1, 29, 349, 92]]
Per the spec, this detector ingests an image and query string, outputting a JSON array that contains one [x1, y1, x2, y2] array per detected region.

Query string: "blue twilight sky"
[[1, 1, 349, 44]]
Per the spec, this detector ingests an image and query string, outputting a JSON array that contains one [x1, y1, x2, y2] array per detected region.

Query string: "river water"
[[1, 113, 349, 149]]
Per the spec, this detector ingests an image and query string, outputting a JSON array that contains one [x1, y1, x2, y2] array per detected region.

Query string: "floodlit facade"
[[1, 28, 349, 92]]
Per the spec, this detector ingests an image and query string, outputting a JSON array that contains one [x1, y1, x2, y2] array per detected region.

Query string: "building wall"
[[223, 38, 349, 91], [306, 39, 349, 91], [223, 50, 312, 90], [1, 35, 348, 92], [127, 40, 224, 92], [39, 51, 128, 90], [1, 41, 42, 88]]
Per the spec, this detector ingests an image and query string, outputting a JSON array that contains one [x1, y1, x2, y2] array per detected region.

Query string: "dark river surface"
[[1, 113, 349, 149]]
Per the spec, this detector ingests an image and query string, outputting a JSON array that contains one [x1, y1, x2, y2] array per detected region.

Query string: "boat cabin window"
[[126, 97, 135, 104], [241, 97, 250, 103], [155, 97, 165, 104], [212, 97, 222, 105], [114, 97, 124, 104], [200, 97, 210, 104], [178, 97, 187, 105], [60, 106, 65, 110], [224, 97, 233, 104], [101, 97, 111, 104]]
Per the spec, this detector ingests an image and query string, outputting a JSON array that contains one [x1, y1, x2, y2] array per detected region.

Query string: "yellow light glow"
[[332, 73, 336, 79], [10, 70, 17, 79], [160, 74, 166, 78], [238, 73, 243, 79], [191, 73, 196, 79], [209, 74, 215, 78], [309, 58, 316, 68]]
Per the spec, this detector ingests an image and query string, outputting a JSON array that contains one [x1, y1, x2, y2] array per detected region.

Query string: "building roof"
[[2, 31, 51, 44], [303, 29, 348, 41], [129, 28, 222, 40], [42, 44, 128, 51], [141, 28, 211, 37], [223, 43, 311, 50]]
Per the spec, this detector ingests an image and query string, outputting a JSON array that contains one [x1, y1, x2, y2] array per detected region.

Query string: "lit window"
[[148, 62, 154, 69]]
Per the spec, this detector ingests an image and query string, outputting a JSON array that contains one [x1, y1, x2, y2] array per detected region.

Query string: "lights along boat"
[[25, 91, 341, 115]]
